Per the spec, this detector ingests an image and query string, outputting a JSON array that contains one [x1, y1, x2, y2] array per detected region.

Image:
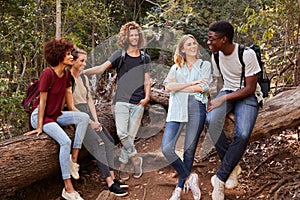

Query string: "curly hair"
[[43, 38, 74, 67], [117, 21, 146, 49], [174, 34, 200, 67]]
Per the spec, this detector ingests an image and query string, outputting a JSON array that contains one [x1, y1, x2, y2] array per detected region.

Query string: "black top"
[[108, 50, 151, 104]]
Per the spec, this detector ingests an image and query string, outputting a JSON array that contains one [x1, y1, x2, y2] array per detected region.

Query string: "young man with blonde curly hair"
[[84, 21, 151, 182]]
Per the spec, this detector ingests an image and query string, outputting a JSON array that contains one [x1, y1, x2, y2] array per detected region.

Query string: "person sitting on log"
[[70, 48, 128, 197], [25, 38, 90, 200]]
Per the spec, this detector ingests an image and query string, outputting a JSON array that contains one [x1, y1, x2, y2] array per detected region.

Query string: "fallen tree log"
[[222, 86, 300, 142], [0, 86, 299, 196]]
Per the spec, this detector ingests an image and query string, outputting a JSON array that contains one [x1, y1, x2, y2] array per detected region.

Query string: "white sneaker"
[[211, 175, 225, 200], [225, 164, 242, 189], [169, 187, 182, 200], [70, 155, 80, 180], [62, 188, 84, 200], [184, 173, 201, 200]]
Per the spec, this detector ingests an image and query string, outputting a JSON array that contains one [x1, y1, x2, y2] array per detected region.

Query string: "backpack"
[[116, 49, 146, 75], [213, 44, 270, 98], [22, 68, 54, 113]]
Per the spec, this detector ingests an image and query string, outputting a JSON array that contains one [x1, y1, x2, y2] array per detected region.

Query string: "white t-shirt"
[[212, 43, 261, 92]]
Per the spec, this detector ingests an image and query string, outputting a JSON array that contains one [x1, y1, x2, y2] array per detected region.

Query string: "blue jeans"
[[75, 103, 115, 179], [206, 91, 259, 182], [114, 102, 144, 164], [31, 108, 89, 180], [162, 95, 206, 188]]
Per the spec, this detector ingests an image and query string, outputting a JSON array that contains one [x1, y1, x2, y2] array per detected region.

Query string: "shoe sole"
[[119, 184, 129, 189], [133, 157, 143, 179], [111, 191, 128, 197], [225, 165, 242, 189], [120, 175, 130, 181]]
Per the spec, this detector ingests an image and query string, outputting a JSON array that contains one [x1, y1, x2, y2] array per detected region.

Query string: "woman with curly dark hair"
[[25, 38, 89, 200], [84, 21, 151, 183]]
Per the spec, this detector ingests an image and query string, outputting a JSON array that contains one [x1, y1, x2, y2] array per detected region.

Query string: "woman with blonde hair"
[[161, 34, 212, 200]]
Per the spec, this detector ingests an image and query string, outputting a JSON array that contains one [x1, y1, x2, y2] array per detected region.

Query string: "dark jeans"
[[162, 95, 206, 188], [206, 91, 259, 182], [75, 103, 115, 179]]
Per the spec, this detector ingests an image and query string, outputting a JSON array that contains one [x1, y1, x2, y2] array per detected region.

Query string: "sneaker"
[[70, 155, 80, 180], [133, 157, 143, 179], [169, 187, 182, 200], [108, 182, 128, 197], [119, 168, 130, 181], [62, 188, 84, 200], [114, 178, 129, 189], [225, 164, 242, 189], [211, 175, 225, 200], [184, 173, 201, 200]]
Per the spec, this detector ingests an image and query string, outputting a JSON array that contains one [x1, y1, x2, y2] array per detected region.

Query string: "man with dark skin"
[[206, 20, 262, 200]]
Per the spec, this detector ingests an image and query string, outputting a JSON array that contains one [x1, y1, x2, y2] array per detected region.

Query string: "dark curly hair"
[[117, 21, 146, 50], [43, 38, 74, 67], [209, 20, 234, 43]]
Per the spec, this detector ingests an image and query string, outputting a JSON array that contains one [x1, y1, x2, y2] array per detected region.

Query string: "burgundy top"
[[35, 68, 71, 125]]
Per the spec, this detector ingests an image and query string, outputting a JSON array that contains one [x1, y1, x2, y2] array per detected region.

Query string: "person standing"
[[25, 38, 90, 200], [70, 48, 129, 196], [161, 34, 212, 200], [83, 21, 151, 181], [206, 20, 261, 200]]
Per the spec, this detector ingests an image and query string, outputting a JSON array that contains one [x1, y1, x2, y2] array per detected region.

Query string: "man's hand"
[[139, 98, 150, 107], [207, 95, 226, 113]]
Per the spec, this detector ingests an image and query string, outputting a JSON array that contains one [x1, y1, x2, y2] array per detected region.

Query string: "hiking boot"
[[184, 173, 201, 200], [225, 164, 242, 189], [211, 175, 225, 200], [108, 183, 128, 197], [169, 187, 182, 200], [70, 155, 80, 180], [114, 178, 129, 189], [119, 167, 130, 181], [133, 157, 143, 179], [62, 188, 84, 200]]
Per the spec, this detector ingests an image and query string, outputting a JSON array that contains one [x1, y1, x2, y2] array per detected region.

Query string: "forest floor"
[[9, 126, 300, 200]]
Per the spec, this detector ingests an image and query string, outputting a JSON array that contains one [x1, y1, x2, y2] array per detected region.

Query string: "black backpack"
[[213, 44, 270, 98], [116, 49, 146, 74]]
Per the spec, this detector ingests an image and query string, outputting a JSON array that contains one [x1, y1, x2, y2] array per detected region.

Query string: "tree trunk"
[[55, 0, 61, 39], [1, 87, 300, 196], [295, 51, 300, 86]]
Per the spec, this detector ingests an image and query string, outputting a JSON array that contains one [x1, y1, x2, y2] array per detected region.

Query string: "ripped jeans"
[[31, 108, 89, 180]]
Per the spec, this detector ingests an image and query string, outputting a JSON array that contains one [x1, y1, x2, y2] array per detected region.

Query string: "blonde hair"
[[174, 34, 200, 67], [117, 21, 146, 50]]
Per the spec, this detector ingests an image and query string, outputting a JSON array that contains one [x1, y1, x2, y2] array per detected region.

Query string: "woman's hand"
[[24, 128, 43, 136], [190, 78, 208, 86], [90, 121, 102, 132]]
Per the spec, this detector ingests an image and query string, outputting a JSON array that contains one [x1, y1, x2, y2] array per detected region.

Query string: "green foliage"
[[237, 0, 299, 88], [0, 0, 299, 138]]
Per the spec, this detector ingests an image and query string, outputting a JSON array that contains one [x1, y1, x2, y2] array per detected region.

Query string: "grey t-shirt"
[[108, 50, 151, 104]]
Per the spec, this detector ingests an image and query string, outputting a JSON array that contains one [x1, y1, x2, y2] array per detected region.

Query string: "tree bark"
[[1, 86, 300, 196]]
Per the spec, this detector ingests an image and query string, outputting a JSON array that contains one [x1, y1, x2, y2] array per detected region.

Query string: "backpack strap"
[[80, 74, 89, 100], [238, 44, 246, 88], [117, 49, 146, 74], [117, 49, 127, 73], [213, 52, 223, 81], [48, 67, 55, 89]]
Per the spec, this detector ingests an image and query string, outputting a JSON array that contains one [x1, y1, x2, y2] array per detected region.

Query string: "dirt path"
[[8, 127, 300, 200]]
